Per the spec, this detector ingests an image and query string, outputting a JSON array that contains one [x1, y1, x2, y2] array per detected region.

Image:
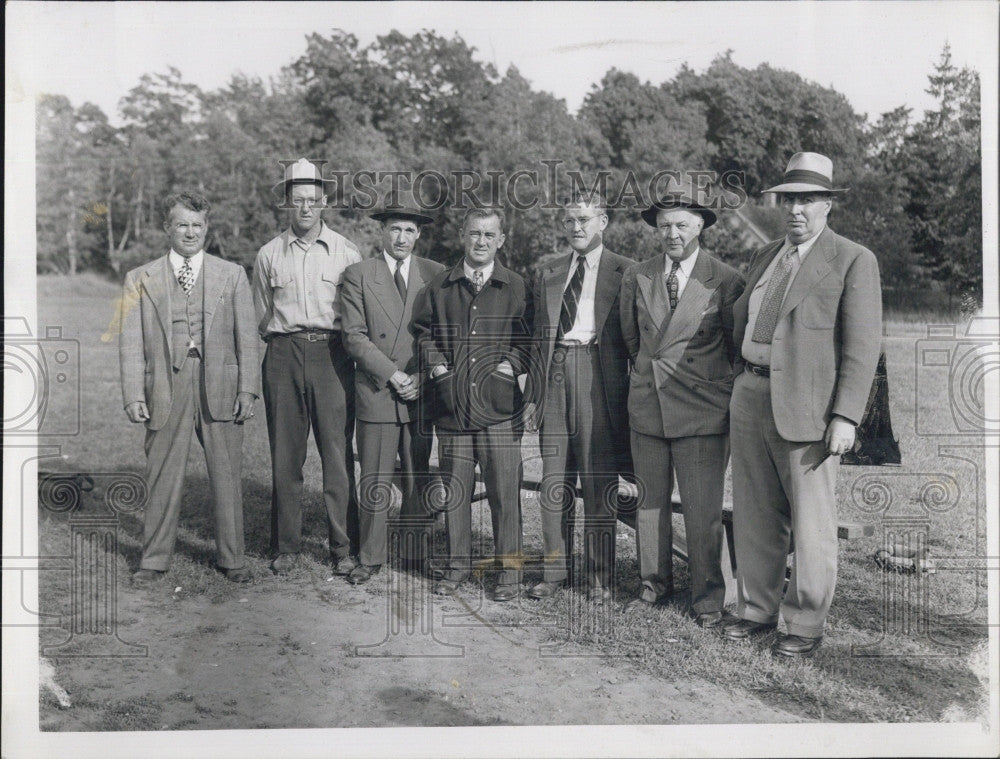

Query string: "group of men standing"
[[119, 151, 882, 657]]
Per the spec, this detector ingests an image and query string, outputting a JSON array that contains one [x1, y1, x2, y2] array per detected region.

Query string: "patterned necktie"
[[751, 246, 798, 344], [557, 256, 586, 339], [665, 260, 681, 311], [394, 259, 407, 303], [471, 269, 484, 293], [178, 259, 195, 296]]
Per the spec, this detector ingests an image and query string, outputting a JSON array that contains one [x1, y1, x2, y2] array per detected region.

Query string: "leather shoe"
[[225, 566, 252, 583], [270, 553, 298, 575], [433, 579, 462, 596], [493, 584, 519, 602], [624, 585, 672, 611], [772, 634, 823, 657], [132, 568, 165, 584], [347, 564, 381, 585], [330, 555, 359, 576], [588, 587, 613, 602], [722, 618, 777, 640], [527, 581, 564, 600], [691, 610, 723, 629]]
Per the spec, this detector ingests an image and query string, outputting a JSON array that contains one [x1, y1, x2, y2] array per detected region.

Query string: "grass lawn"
[[34, 273, 991, 725]]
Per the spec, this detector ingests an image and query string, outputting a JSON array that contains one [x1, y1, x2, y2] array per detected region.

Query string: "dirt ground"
[[40, 563, 796, 730]]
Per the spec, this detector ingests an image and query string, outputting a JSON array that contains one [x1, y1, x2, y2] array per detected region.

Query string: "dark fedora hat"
[[369, 189, 435, 225], [762, 152, 849, 194], [640, 177, 717, 228]]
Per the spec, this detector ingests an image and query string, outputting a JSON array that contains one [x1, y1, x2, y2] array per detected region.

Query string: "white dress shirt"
[[463, 260, 495, 286], [741, 227, 825, 366], [169, 249, 204, 282], [560, 246, 603, 343], [666, 247, 699, 303], [383, 250, 410, 286]]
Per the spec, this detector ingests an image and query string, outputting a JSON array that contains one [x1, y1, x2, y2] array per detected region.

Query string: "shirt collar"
[[571, 244, 603, 271], [169, 249, 204, 276], [463, 259, 495, 284], [666, 247, 699, 276], [383, 250, 410, 272], [286, 222, 332, 253], [784, 226, 825, 259]]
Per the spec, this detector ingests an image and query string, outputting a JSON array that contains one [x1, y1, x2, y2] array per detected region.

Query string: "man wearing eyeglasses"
[[252, 158, 363, 576], [527, 191, 633, 602]]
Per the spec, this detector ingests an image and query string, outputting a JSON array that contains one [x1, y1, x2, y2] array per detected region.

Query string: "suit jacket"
[[733, 226, 882, 441], [412, 261, 533, 432], [340, 254, 445, 424], [620, 248, 745, 439], [119, 253, 259, 431], [531, 248, 632, 431]]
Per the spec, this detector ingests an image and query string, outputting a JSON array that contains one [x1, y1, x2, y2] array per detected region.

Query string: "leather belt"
[[745, 361, 771, 377], [285, 330, 336, 342], [555, 340, 595, 352]]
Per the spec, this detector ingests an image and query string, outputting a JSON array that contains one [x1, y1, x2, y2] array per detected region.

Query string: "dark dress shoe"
[[225, 566, 252, 583], [691, 610, 723, 629], [624, 585, 671, 611], [772, 634, 823, 657], [527, 581, 564, 599], [347, 564, 381, 585], [433, 579, 462, 596], [132, 569, 165, 584], [270, 553, 299, 575], [722, 618, 777, 640], [493, 584, 519, 602], [330, 555, 359, 576]]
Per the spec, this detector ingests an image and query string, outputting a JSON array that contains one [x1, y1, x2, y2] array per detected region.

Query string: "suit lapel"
[[658, 250, 717, 361], [746, 240, 784, 294], [390, 255, 424, 357], [372, 256, 404, 326], [592, 251, 620, 337], [143, 257, 173, 364], [640, 256, 671, 344], [778, 228, 836, 321], [201, 255, 226, 340], [544, 255, 571, 332]]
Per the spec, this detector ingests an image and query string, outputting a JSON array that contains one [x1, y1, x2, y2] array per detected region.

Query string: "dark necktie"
[[665, 260, 681, 310], [178, 259, 195, 296], [557, 256, 586, 339], [471, 270, 484, 293], [751, 246, 798, 344], [394, 259, 407, 303]]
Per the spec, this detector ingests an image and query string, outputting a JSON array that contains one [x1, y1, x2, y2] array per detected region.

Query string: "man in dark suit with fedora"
[[339, 192, 444, 584], [723, 152, 882, 656], [527, 191, 633, 603], [119, 191, 258, 584], [412, 207, 533, 602], [619, 179, 744, 626], [252, 158, 362, 575]]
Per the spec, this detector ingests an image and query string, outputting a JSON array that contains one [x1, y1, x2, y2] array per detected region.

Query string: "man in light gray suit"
[[339, 193, 444, 584], [119, 191, 258, 584], [620, 179, 744, 626]]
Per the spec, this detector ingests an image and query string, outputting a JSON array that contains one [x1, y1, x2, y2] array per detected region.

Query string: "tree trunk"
[[67, 188, 78, 276]]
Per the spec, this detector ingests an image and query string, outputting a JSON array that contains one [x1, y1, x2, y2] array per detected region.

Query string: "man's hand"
[[824, 415, 856, 456], [389, 370, 418, 402], [124, 401, 150, 423], [496, 360, 514, 376], [430, 364, 449, 379], [233, 392, 256, 423]]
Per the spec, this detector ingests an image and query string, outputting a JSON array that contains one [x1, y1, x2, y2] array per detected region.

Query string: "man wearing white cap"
[[252, 159, 363, 575], [723, 152, 882, 656]]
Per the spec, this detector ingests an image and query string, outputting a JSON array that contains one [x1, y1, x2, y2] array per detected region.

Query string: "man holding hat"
[[339, 191, 444, 584], [252, 158, 363, 575], [619, 178, 744, 625], [723, 152, 882, 656]]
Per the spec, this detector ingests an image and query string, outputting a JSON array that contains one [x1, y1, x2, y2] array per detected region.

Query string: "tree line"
[[36, 32, 981, 310]]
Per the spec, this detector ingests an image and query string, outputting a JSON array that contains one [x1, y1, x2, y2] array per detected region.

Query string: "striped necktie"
[[557, 256, 586, 339]]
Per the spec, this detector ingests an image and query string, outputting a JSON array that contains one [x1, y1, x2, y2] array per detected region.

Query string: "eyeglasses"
[[562, 216, 599, 229], [290, 198, 323, 209]]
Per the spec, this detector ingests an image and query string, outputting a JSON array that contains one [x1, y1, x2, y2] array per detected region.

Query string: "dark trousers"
[[538, 344, 618, 588], [437, 421, 523, 585], [631, 429, 728, 613], [356, 418, 433, 566], [263, 334, 358, 558], [141, 356, 245, 571]]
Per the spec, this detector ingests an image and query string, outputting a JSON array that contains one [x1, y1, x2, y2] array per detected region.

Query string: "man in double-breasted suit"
[[119, 191, 258, 584], [528, 191, 633, 602], [620, 181, 744, 626], [723, 153, 882, 656], [412, 207, 533, 602], [340, 194, 444, 584]]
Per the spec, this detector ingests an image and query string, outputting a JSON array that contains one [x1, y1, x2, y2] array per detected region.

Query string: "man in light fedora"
[[252, 158, 363, 575], [722, 152, 882, 656], [619, 178, 744, 624], [339, 190, 444, 583]]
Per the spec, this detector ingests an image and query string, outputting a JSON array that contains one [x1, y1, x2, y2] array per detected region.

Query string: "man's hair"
[[163, 191, 210, 221], [565, 190, 608, 215], [462, 207, 505, 232]]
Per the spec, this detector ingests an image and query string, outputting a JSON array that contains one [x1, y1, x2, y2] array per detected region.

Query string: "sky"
[[6, 1, 999, 125]]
